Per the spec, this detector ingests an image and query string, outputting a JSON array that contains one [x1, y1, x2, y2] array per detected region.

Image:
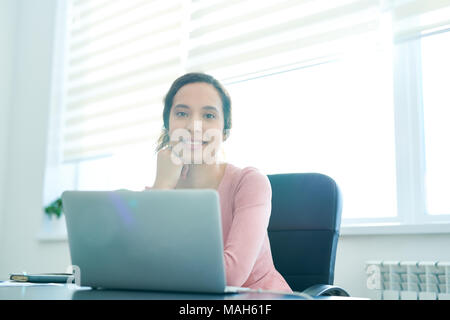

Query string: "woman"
[[147, 72, 292, 292]]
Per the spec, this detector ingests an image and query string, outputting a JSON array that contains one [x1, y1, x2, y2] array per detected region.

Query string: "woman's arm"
[[223, 168, 272, 286]]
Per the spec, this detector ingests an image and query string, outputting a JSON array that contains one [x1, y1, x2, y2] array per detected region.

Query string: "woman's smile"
[[182, 139, 208, 150]]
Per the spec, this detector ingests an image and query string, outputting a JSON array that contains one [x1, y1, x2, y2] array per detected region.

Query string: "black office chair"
[[267, 173, 350, 297]]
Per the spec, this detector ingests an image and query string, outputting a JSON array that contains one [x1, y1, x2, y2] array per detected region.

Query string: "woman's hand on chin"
[[151, 144, 190, 189]]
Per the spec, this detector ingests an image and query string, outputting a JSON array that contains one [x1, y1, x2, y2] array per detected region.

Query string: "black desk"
[[0, 284, 364, 300], [0, 284, 370, 320], [0, 284, 309, 300]]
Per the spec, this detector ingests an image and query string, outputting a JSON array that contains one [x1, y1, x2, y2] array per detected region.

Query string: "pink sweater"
[[217, 163, 292, 292]]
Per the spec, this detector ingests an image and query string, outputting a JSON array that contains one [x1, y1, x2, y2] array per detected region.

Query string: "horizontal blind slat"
[[392, 0, 450, 42], [63, 135, 159, 162], [64, 128, 160, 152], [67, 55, 180, 95], [70, 18, 182, 56], [65, 96, 163, 127], [64, 115, 161, 142], [188, 19, 379, 73], [65, 100, 161, 130], [63, 1, 183, 161], [69, 25, 181, 66], [72, 0, 111, 18], [71, 0, 161, 38], [190, 0, 316, 39], [69, 37, 181, 74], [191, 0, 245, 20], [65, 85, 166, 119], [189, 0, 379, 69], [66, 72, 178, 110], [193, 31, 379, 81], [70, 3, 182, 50], [393, 0, 450, 20], [394, 18, 450, 42]]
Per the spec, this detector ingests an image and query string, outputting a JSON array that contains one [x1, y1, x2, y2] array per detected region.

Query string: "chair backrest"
[[267, 173, 342, 292]]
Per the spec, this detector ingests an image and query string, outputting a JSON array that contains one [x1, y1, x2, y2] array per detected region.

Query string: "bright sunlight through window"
[[421, 31, 450, 216]]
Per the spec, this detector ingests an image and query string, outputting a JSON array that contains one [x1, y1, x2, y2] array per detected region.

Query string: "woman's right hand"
[[152, 144, 189, 189]]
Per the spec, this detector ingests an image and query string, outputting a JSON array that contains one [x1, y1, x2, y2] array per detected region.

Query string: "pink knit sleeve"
[[223, 167, 272, 286]]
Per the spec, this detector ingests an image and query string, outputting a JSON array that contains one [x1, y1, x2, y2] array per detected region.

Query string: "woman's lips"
[[182, 140, 208, 149]]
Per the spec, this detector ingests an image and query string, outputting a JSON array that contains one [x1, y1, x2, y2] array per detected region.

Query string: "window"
[[75, 149, 156, 191], [225, 54, 397, 221], [421, 31, 450, 216], [44, 0, 450, 233]]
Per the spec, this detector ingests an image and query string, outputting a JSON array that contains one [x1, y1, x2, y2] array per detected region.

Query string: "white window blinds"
[[187, 0, 384, 81], [61, 0, 450, 162], [63, 0, 186, 162], [391, 0, 450, 42]]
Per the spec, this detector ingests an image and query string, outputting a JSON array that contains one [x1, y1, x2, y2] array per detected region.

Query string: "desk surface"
[[0, 283, 363, 300], [0, 284, 306, 300]]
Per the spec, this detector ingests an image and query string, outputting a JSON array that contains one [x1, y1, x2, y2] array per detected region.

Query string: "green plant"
[[44, 197, 63, 219]]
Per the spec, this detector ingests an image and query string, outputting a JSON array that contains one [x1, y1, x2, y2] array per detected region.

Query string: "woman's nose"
[[186, 118, 203, 139]]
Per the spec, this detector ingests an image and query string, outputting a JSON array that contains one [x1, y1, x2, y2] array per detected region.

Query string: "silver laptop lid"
[[62, 189, 227, 293]]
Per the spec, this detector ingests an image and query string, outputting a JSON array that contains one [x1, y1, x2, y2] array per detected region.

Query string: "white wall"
[[334, 233, 450, 298], [0, 0, 17, 245], [0, 0, 70, 279], [1, 0, 450, 299]]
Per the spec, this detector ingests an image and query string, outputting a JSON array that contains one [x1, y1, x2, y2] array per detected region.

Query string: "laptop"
[[61, 189, 251, 294]]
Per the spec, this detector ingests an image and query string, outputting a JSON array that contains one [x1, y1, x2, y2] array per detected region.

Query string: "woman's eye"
[[204, 113, 216, 119], [176, 111, 188, 117]]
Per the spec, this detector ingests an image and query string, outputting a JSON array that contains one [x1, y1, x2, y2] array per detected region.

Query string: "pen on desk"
[[9, 273, 74, 283]]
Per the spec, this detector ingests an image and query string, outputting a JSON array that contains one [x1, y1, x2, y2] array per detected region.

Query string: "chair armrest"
[[302, 284, 350, 297]]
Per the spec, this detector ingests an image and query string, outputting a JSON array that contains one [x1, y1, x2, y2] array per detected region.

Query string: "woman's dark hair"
[[155, 72, 232, 152]]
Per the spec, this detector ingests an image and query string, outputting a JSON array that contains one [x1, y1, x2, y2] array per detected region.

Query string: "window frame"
[[394, 34, 450, 226]]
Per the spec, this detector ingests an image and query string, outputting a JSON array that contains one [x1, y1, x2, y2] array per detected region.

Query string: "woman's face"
[[168, 82, 225, 164]]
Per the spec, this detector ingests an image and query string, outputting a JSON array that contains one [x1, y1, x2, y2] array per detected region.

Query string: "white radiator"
[[365, 260, 450, 300]]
